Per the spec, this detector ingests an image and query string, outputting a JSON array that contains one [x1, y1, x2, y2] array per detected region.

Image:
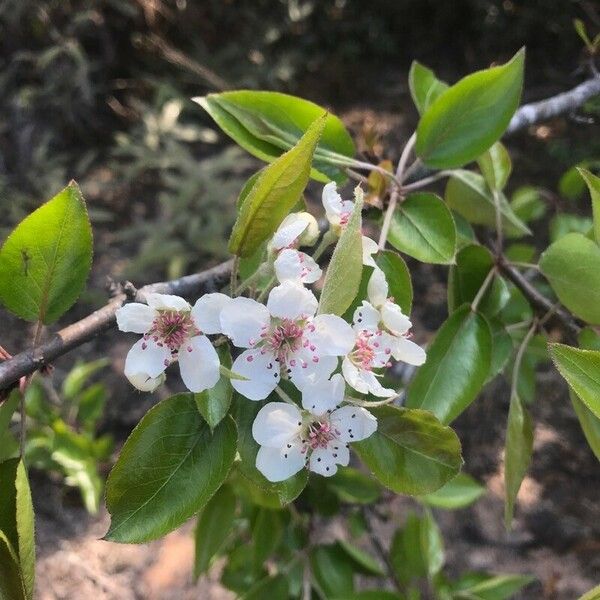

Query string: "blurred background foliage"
[[0, 0, 598, 281]]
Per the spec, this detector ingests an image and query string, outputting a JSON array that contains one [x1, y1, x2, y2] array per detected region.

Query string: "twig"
[[0, 260, 233, 391], [470, 267, 497, 312], [506, 76, 600, 134]]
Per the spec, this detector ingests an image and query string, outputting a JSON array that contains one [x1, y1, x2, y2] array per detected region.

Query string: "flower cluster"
[[116, 184, 426, 481]]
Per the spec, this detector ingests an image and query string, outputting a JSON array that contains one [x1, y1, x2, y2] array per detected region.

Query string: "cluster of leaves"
[[1, 43, 600, 599]]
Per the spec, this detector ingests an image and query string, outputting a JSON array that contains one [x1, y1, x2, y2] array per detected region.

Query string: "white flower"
[[274, 248, 322, 284], [251, 374, 377, 481], [362, 235, 378, 267], [116, 292, 226, 393], [220, 281, 354, 400], [361, 267, 427, 366], [270, 212, 319, 252]]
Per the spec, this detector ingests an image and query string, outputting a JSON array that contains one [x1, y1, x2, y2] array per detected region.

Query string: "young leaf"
[[374, 250, 412, 314], [419, 472, 485, 510], [0, 181, 93, 324], [318, 187, 364, 315], [451, 573, 534, 599], [448, 244, 510, 316], [105, 394, 237, 543], [387, 193, 457, 264], [195, 91, 355, 183], [408, 61, 449, 115], [577, 167, 600, 244], [228, 115, 325, 257], [336, 540, 385, 576], [420, 508, 445, 577], [0, 459, 35, 600], [579, 584, 600, 600], [504, 392, 533, 528], [570, 390, 600, 462], [405, 306, 492, 424], [539, 233, 600, 324], [194, 484, 237, 579], [549, 343, 600, 419], [353, 405, 463, 495], [195, 346, 233, 429], [477, 142, 512, 191], [445, 170, 531, 236], [415, 49, 524, 169], [0, 532, 26, 600]]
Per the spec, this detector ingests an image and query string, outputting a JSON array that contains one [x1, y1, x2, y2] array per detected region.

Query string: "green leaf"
[[510, 186, 546, 224], [570, 390, 600, 462], [448, 245, 509, 317], [195, 91, 355, 183], [375, 250, 412, 314], [231, 394, 307, 505], [387, 193, 457, 264], [0, 392, 20, 444], [194, 484, 236, 579], [415, 49, 524, 169], [390, 512, 427, 585], [445, 170, 531, 236], [333, 592, 403, 600], [310, 544, 355, 597], [578, 167, 600, 244], [318, 187, 364, 315], [477, 142, 512, 191], [228, 115, 325, 257], [337, 539, 385, 576], [549, 343, 600, 419], [0, 532, 26, 600], [105, 394, 237, 543], [251, 508, 284, 572], [420, 472, 485, 510], [0, 182, 93, 324], [195, 346, 233, 429], [420, 508, 445, 577], [504, 392, 533, 528], [354, 405, 462, 496], [451, 573, 534, 599], [406, 306, 492, 424], [578, 584, 600, 600], [488, 318, 514, 380], [327, 468, 381, 504], [0, 459, 35, 600], [549, 214, 593, 242], [408, 61, 449, 115], [61, 359, 109, 401], [539, 233, 600, 324], [243, 574, 289, 600]]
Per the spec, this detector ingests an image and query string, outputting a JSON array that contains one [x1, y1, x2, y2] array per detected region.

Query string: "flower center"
[[306, 419, 339, 450], [144, 310, 199, 352], [349, 330, 392, 371]]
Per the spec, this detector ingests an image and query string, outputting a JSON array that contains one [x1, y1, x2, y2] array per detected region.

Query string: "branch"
[[0, 260, 233, 391], [497, 259, 582, 339], [506, 76, 600, 134]]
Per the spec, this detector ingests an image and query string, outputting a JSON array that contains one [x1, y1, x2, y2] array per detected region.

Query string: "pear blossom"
[[269, 212, 319, 252], [220, 281, 354, 400], [274, 248, 322, 284], [116, 292, 227, 393], [322, 182, 379, 267], [252, 374, 377, 481]]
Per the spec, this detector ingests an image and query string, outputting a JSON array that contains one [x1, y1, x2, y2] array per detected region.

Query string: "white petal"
[[146, 293, 191, 312], [352, 301, 380, 333], [331, 405, 378, 442], [381, 301, 412, 336], [220, 297, 270, 348], [271, 213, 310, 250], [367, 267, 388, 308], [126, 371, 165, 392], [116, 303, 156, 334], [362, 235, 378, 267], [274, 249, 322, 284], [301, 373, 345, 415], [267, 281, 318, 320], [322, 182, 353, 226], [124, 337, 171, 379], [252, 402, 303, 447], [256, 444, 305, 482], [192, 293, 231, 335], [309, 440, 348, 476], [178, 335, 220, 392], [287, 350, 337, 391], [341, 357, 395, 398], [308, 314, 355, 356], [392, 337, 427, 366], [230, 349, 280, 401]]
